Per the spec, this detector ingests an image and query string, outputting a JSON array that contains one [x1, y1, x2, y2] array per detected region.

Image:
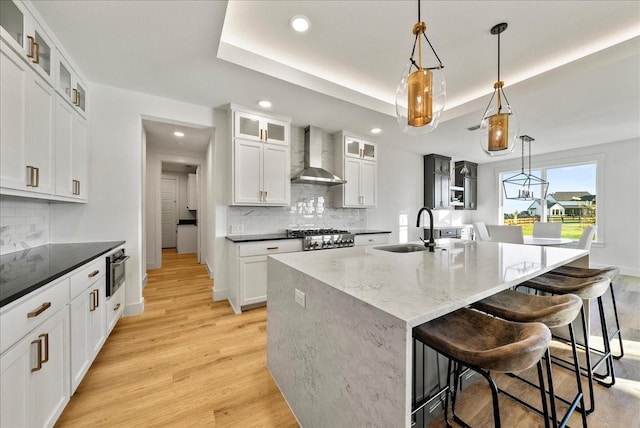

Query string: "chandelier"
[[502, 135, 549, 201]]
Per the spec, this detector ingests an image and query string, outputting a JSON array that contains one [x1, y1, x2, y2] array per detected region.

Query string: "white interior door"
[[161, 177, 178, 248]]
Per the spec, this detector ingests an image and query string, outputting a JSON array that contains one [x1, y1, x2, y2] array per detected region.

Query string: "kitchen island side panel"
[[267, 258, 410, 427]]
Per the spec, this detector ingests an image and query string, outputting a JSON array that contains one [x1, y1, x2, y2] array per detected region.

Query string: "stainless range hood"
[[291, 126, 346, 185]]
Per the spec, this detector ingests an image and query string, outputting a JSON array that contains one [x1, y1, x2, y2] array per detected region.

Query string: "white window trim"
[[495, 152, 606, 243]]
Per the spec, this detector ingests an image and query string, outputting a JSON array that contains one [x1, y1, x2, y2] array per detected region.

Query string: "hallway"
[[56, 249, 297, 427]]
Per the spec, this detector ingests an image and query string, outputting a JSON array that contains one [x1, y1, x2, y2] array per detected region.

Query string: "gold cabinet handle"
[[40, 333, 49, 364], [113, 303, 121, 311], [94, 289, 100, 308], [89, 291, 96, 312], [88, 269, 100, 278], [259, 129, 263, 140], [33, 41, 40, 64], [76, 89, 80, 106], [26, 36, 35, 58], [72, 89, 78, 105], [31, 338, 43, 372], [259, 190, 263, 201], [264, 191, 267, 201], [26, 166, 34, 186], [264, 129, 268, 140], [27, 301, 51, 318]]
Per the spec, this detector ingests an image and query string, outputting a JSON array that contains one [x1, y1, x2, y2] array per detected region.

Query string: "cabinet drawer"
[[0, 278, 69, 354], [70, 258, 105, 299], [439, 228, 460, 237], [354, 234, 390, 246], [238, 240, 302, 257], [106, 284, 125, 334]]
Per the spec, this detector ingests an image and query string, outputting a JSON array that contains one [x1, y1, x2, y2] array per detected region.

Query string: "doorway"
[[161, 177, 178, 248]]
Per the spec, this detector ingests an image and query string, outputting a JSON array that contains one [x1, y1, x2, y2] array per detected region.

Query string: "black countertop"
[[0, 241, 125, 308], [225, 229, 391, 243]]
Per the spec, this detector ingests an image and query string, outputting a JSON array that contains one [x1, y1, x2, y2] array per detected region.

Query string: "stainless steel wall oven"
[[106, 249, 129, 298]]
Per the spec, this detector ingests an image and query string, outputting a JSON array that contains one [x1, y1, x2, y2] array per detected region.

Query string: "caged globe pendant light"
[[480, 23, 518, 156], [502, 135, 549, 201], [395, 0, 445, 135]]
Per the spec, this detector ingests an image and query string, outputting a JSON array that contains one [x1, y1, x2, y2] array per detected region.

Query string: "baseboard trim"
[[124, 298, 144, 317], [213, 287, 228, 301], [142, 273, 148, 289]]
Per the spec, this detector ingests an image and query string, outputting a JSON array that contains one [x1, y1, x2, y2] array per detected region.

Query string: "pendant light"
[[480, 23, 518, 156], [502, 135, 549, 201], [395, 0, 445, 135]]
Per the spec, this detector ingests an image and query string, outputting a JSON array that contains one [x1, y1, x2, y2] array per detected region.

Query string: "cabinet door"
[[22, 16, 54, 83], [434, 174, 450, 209], [262, 143, 289, 204], [344, 137, 362, 159], [0, 1, 27, 53], [71, 114, 88, 199], [239, 255, 268, 306], [0, 330, 35, 427], [264, 117, 288, 145], [465, 178, 477, 210], [69, 290, 91, 393], [89, 285, 107, 357], [361, 141, 376, 161], [234, 111, 262, 141], [106, 284, 125, 335], [343, 158, 361, 207], [0, 41, 28, 191], [234, 139, 263, 204], [55, 96, 74, 197], [360, 160, 377, 207], [187, 173, 197, 210], [25, 65, 55, 195]]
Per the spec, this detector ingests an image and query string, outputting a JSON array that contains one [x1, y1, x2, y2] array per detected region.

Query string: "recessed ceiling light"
[[173, 131, 185, 137], [258, 100, 272, 108], [290, 15, 310, 32], [370, 128, 382, 134]]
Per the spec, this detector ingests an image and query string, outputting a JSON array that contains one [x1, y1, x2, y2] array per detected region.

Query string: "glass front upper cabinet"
[[0, 0, 24, 47], [344, 137, 376, 161]]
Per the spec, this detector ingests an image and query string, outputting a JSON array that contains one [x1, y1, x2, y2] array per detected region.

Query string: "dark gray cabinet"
[[454, 161, 478, 210], [424, 154, 451, 209]]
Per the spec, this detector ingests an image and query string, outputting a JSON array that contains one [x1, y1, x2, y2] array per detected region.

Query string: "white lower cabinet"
[[0, 306, 70, 428], [106, 284, 125, 335], [228, 239, 302, 313], [69, 272, 106, 393], [354, 233, 390, 246]]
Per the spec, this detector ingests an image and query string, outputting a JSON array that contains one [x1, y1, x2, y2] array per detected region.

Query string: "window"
[[501, 162, 597, 240]]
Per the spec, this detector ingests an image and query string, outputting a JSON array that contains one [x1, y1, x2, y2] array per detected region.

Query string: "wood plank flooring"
[[56, 250, 639, 427]]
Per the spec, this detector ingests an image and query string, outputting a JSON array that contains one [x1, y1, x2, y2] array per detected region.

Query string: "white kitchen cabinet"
[[233, 138, 290, 206], [106, 284, 125, 335], [233, 109, 289, 145], [333, 132, 377, 208], [55, 95, 87, 201], [230, 105, 291, 206], [0, 0, 55, 85], [177, 224, 197, 254], [0, 303, 70, 428], [187, 173, 197, 210], [354, 233, 390, 246], [0, 40, 55, 196], [56, 50, 87, 118], [228, 239, 302, 313], [69, 260, 106, 393]]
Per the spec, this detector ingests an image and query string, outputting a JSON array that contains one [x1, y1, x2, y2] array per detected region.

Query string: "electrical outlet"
[[294, 288, 306, 308], [230, 224, 243, 233]]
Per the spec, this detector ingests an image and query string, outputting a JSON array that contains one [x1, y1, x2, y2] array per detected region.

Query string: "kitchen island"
[[266, 239, 588, 427]]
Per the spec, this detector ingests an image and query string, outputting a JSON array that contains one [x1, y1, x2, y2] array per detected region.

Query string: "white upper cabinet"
[[0, 0, 55, 85], [333, 132, 377, 208], [230, 106, 291, 206], [55, 96, 87, 200], [234, 110, 289, 145], [0, 41, 55, 195], [56, 50, 87, 118], [187, 173, 197, 210]]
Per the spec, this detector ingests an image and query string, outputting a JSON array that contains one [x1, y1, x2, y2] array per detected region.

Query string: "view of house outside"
[[502, 163, 597, 239]]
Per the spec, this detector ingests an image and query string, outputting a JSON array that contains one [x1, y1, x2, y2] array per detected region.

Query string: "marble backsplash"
[[228, 126, 367, 234], [0, 196, 50, 255]]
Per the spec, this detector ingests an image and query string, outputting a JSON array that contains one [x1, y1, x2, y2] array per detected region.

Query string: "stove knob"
[[326, 240, 333, 246]]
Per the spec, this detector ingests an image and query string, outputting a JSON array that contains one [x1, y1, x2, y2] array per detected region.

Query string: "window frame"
[[496, 153, 605, 244]]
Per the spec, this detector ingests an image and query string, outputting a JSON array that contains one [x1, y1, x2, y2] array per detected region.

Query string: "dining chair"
[[473, 222, 491, 241], [487, 225, 524, 244], [576, 225, 597, 250], [533, 222, 562, 239]]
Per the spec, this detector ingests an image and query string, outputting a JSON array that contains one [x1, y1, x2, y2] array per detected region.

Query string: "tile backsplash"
[[0, 197, 50, 255]]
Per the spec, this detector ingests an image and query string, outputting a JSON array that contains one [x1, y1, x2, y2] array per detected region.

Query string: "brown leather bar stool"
[[413, 307, 552, 428], [518, 273, 612, 415], [550, 265, 623, 359], [473, 290, 587, 427]]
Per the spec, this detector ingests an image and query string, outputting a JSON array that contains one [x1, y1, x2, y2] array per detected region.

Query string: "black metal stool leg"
[[609, 284, 624, 359], [579, 306, 596, 415], [567, 322, 588, 428], [593, 296, 616, 387], [443, 359, 454, 428], [535, 360, 551, 428], [543, 349, 558, 427]]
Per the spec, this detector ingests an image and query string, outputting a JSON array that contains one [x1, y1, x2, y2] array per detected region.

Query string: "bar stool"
[[519, 273, 612, 415], [473, 290, 587, 427], [413, 307, 552, 428], [550, 265, 623, 359]]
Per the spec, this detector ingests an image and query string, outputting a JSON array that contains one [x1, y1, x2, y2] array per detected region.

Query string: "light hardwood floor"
[[56, 250, 639, 427]]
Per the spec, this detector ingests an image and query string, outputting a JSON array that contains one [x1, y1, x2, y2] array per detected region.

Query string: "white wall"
[[474, 138, 640, 276], [50, 83, 215, 316]]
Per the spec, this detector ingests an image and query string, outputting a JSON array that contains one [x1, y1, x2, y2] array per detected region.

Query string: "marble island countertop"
[[269, 239, 588, 327]]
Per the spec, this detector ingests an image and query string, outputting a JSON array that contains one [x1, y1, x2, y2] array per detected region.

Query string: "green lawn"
[[521, 223, 591, 240]]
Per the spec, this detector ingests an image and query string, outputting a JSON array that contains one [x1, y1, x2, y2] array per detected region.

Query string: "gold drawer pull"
[[113, 303, 121, 311], [31, 339, 43, 372], [88, 269, 100, 278], [266, 246, 279, 250], [40, 333, 49, 364], [27, 302, 51, 318]]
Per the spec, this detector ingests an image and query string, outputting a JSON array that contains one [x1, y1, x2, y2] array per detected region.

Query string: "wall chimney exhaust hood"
[[291, 126, 346, 185]]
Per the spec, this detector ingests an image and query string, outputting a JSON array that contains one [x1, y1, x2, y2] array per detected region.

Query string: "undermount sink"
[[375, 244, 430, 253]]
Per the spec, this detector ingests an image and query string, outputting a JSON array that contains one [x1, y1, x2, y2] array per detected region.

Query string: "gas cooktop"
[[287, 229, 355, 250]]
